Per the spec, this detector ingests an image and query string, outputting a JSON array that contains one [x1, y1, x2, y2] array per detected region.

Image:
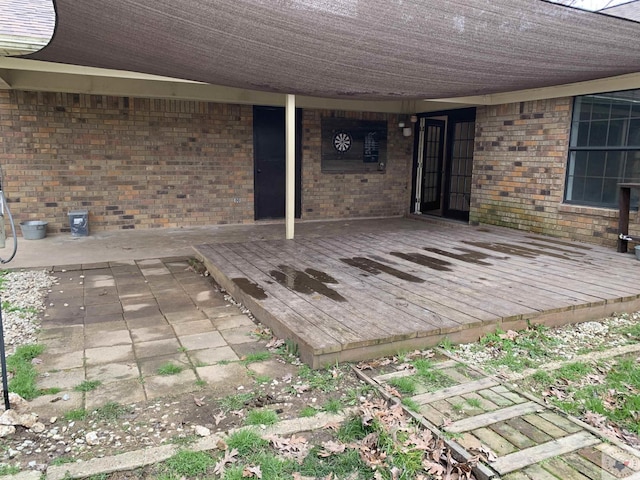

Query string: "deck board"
[[194, 219, 640, 367]]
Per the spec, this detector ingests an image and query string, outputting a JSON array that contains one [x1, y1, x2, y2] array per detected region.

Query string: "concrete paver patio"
[[30, 257, 266, 416]]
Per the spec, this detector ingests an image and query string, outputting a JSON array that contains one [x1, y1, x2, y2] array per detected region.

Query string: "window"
[[565, 90, 640, 208]]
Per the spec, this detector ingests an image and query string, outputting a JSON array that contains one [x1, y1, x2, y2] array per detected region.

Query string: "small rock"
[[62, 394, 70, 401], [85, 432, 99, 446], [19, 413, 39, 429], [8, 393, 30, 413], [0, 426, 16, 438], [194, 425, 211, 437], [50, 416, 57, 424], [0, 409, 21, 426], [30, 422, 45, 434]]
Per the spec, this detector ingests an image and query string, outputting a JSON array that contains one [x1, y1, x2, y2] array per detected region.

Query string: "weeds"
[[6, 344, 45, 400], [74, 380, 101, 392], [93, 402, 128, 421], [242, 351, 271, 364], [161, 450, 215, 477], [219, 393, 253, 412], [388, 376, 418, 395], [245, 408, 278, 426], [157, 363, 183, 376], [64, 409, 88, 421]]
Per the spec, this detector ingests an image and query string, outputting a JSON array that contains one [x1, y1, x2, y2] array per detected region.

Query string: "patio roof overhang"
[[19, 0, 640, 102]]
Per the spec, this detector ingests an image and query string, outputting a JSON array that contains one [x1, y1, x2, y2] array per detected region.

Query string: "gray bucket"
[[636, 245, 640, 261], [20, 220, 48, 240]]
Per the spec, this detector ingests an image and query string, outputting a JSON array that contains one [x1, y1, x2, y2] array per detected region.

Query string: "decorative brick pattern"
[[0, 90, 255, 233], [302, 110, 413, 219], [470, 98, 627, 246]]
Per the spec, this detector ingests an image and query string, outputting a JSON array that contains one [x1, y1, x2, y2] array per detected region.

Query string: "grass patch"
[[219, 393, 254, 412], [161, 450, 215, 478], [50, 457, 75, 466], [64, 409, 88, 421], [157, 363, 183, 376], [74, 380, 101, 392], [411, 359, 456, 391], [300, 406, 318, 417], [225, 429, 269, 456], [522, 357, 640, 434], [322, 398, 343, 414], [298, 364, 341, 392], [0, 465, 20, 476], [337, 414, 377, 443], [299, 447, 372, 480], [401, 397, 421, 413], [245, 408, 278, 426], [6, 344, 45, 400], [242, 351, 271, 364], [388, 376, 418, 395], [93, 402, 128, 421], [465, 397, 482, 409], [168, 434, 198, 447]]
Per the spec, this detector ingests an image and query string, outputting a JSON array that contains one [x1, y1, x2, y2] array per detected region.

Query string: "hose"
[[0, 190, 17, 264]]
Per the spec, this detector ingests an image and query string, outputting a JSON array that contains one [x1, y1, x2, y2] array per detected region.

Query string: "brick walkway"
[[372, 357, 640, 479]]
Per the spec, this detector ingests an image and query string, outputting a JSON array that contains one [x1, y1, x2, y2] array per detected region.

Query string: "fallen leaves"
[[242, 465, 262, 478], [213, 447, 238, 477]]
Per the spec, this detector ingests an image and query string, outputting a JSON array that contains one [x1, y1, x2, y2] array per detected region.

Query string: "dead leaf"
[[384, 385, 403, 398], [214, 411, 226, 425], [480, 444, 498, 462], [405, 430, 434, 451], [323, 421, 341, 431], [265, 338, 285, 349], [422, 459, 446, 477], [318, 440, 346, 457], [242, 465, 262, 478], [193, 396, 205, 407], [498, 330, 519, 341], [213, 448, 238, 476]]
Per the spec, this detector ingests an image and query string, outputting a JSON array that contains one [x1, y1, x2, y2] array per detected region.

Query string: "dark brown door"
[[253, 106, 301, 220]]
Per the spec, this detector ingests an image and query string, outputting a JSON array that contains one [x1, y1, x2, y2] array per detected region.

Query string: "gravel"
[[0, 270, 54, 354]]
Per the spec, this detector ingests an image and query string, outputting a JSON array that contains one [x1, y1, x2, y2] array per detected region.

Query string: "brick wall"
[[0, 90, 412, 235], [302, 110, 413, 219], [0, 90, 255, 233], [470, 97, 627, 246]]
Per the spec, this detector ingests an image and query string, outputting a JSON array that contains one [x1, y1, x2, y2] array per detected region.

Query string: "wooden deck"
[[195, 219, 640, 367]]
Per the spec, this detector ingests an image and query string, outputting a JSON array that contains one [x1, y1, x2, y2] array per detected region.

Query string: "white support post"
[[285, 94, 295, 240]]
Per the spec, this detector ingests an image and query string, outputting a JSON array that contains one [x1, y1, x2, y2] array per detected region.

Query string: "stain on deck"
[[195, 220, 640, 368]]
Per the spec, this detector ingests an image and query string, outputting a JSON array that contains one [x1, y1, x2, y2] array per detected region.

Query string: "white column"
[[285, 94, 296, 240]]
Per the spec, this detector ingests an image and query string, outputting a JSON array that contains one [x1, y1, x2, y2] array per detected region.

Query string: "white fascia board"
[[426, 73, 640, 105]]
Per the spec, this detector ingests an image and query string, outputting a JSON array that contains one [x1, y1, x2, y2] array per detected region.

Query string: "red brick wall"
[[471, 97, 627, 246], [301, 110, 413, 219], [0, 90, 255, 233]]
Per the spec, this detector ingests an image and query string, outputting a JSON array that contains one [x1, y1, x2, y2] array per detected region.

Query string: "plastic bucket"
[[20, 220, 48, 240], [635, 245, 640, 261]]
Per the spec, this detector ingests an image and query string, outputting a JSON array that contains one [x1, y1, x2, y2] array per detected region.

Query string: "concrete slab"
[[85, 329, 132, 348], [178, 331, 227, 351], [85, 302, 123, 316], [125, 314, 169, 329], [29, 391, 83, 418], [220, 326, 259, 345], [246, 359, 300, 381], [164, 309, 207, 324], [188, 346, 240, 366], [85, 344, 135, 366], [84, 313, 125, 324], [123, 305, 163, 320], [134, 338, 181, 359], [203, 305, 244, 319], [138, 353, 190, 377], [38, 325, 83, 340], [85, 378, 146, 410], [143, 369, 198, 400], [130, 325, 176, 343], [172, 319, 216, 337], [37, 367, 85, 391], [85, 320, 128, 334], [39, 350, 84, 371], [196, 363, 252, 386], [211, 314, 256, 331], [86, 362, 140, 384]]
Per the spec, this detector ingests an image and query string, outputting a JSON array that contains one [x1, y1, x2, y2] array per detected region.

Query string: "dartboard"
[[332, 131, 352, 153]]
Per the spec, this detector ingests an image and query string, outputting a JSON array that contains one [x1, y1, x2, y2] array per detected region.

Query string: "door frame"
[[252, 106, 302, 220], [411, 107, 476, 221]]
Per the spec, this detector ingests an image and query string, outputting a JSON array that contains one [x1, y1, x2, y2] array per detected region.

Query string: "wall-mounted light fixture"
[[398, 116, 412, 137]]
